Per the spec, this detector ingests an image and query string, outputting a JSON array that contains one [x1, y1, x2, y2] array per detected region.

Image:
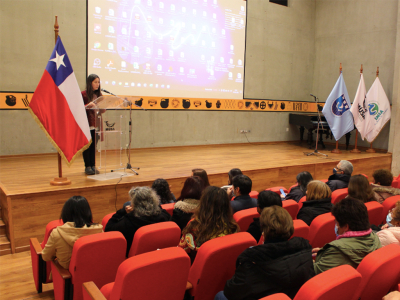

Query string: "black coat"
[[230, 195, 257, 214], [105, 208, 171, 257], [296, 198, 333, 226], [284, 186, 305, 202], [224, 237, 315, 300], [247, 218, 261, 243], [326, 173, 350, 192]]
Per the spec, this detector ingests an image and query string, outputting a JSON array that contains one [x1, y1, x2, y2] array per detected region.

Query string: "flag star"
[[49, 51, 66, 70]]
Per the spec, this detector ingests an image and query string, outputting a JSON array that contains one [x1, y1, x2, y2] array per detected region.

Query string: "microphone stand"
[[101, 90, 146, 175], [305, 94, 328, 157]]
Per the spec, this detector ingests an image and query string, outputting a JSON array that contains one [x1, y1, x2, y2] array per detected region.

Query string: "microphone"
[[101, 89, 116, 96], [310, 94, 317, 98]]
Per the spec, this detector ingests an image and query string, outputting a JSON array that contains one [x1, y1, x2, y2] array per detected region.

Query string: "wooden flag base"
[[331, 141, 342, 154], [350, 148, 361, 153], [50, 177, 71, 186], [366, 143, 376, 153], [350, 129, 361, 153]]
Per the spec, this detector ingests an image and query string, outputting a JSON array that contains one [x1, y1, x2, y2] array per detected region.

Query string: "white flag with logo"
[[350, 73, 368, 140], [364, 77, 391, 143]]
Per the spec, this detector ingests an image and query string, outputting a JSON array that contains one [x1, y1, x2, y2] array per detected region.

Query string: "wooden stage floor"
[[0, 142, 392, 253]]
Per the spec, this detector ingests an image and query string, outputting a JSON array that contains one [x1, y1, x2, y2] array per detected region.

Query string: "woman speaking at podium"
[[81, 74, 102, 175]]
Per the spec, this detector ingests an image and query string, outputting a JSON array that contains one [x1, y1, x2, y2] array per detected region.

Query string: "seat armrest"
[[52, 259, 72, 280], [82, 282, 107, 300], [30, 238, 43, 254]]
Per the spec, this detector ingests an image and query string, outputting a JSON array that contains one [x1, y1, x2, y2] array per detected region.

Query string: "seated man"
[[371, 169, 400, 203], [313, 197, 381, 275], [228, 175, 257, 214], [326, 160, 353, 192], [247, 191, 282, 242]]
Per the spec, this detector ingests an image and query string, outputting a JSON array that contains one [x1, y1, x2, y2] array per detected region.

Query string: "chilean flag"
[[29, 37, 91, 165]]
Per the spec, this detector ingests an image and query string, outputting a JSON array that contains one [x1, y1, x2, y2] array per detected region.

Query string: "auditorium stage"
[[0, 142, 392, 254]]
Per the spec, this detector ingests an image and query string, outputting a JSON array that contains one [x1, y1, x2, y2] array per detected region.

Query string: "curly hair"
[[372, 169, 393, 187], [182, 186, 239, 246], [129, 186, 161, 218], [152, 178, 174, 204]]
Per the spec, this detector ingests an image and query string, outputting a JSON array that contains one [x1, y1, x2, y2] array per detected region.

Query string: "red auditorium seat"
[[128, 221, 181, 257], [258, 265, 362, 300], [381, 195, 400, 224], [320, 179, 328, 183], [186, 232, 257, 300], [392, 179, 399, 189], [51, 232, 126, 300], [249, 191, 259, 199], [307, 212, 336, 248], [266, 186, 289, 196], [101, 213, 114, 229], [233, 207, 259, 232], [361, 173, 368, 179], [258, 219, 310, 245], [282, 200, 299, 220], [297, 196, 307, 209], [331, 188, 348, 204], [29, 219, 63, 293], [364, 201, 384, 226], [355, 244, 400, 300], [161, 202, 175, 216], [82, 247, 191, 300]]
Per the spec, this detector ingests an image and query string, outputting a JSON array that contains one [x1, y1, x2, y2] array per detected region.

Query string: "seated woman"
[[171, 176, 204, 230], [313, 197, 381, 275], [192, 168, 210, 188], [297, 180, 333, 226], [247, 190, 282, 242], [348, 174, 378, 203], [152, 178, 176, 204], [178, 186, 239, 263], [42, 196, 103, 269], [105, 186, 171, 257], [377, 201, 400, 246], [215, 206, 314, 300], [371, 169, 400, 204], [284, 171, 313, 202]]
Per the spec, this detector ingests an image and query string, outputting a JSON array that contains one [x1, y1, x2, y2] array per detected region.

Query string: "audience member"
[[42, 196, 103, 269], [105, 187, 171, 256], [247, 191, 282, 242], [215, 206, 314, 300], [377, 201, 400, 246], [297, 180, 333, 226], [178, 186, 239, 263], [171, 176, 204, 230], [192, 168, 210, 187], [348, 174, 378, 203], [152, 178, 176, 204], [228, 175, 257, 214], [284, 171, 313, 202], [313, 197, 381, 274], [372, 169, 400, 204], [221, 168, 243, 197], [326, 160, 353, 191]]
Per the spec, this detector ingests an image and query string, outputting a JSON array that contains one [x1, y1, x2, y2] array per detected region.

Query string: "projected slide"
[[88, 0, 246, 99]]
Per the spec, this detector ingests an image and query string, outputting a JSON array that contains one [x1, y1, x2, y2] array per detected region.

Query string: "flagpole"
[[50, 16, 71, 186], [331, 63, 342, 154], [351, 65, 363, 153], [366, 67, 379, 153]]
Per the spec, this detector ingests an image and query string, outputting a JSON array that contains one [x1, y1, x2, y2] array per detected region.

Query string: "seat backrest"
[[381, 195, 400, 224], [266, 186, 289, 195], [128, 221, 181, 257], [297, 196, 307, 209], [110, 247, 191, 300], [307, 213, 336, 248], [249, 191, 259, 199], [41, 219, 64, 248], [355, 244, 400, 300], [161, 202, 175, 216], [293, 265, 362, 300], [101, 212, 114, 229], [364, 201, 384, 226], [282, 200, 299, 220], [292, 220, 310, 240], [331, 188, 348, 204], [69, 232, 127, 300], [188, 232, 257, 300], [391, 179, 399, 189], [233, 208, 259, 232]]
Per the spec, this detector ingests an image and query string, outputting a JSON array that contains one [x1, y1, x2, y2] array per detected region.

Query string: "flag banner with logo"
[[322, 73, 354, 141], [28, 37, 91, 165], [350, 72, 368, 140], [364, 77, 391, 143]]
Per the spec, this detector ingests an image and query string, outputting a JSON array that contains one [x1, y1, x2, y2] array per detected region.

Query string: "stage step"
[[0, 219, 6, 236], [0, 236, 11, 256]]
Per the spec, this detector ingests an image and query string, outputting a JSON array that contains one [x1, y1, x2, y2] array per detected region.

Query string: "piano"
[[289, 113, 351, 150]]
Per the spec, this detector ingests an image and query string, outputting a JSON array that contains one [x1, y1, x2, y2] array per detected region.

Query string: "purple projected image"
[[88, 0, 246, 99]]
